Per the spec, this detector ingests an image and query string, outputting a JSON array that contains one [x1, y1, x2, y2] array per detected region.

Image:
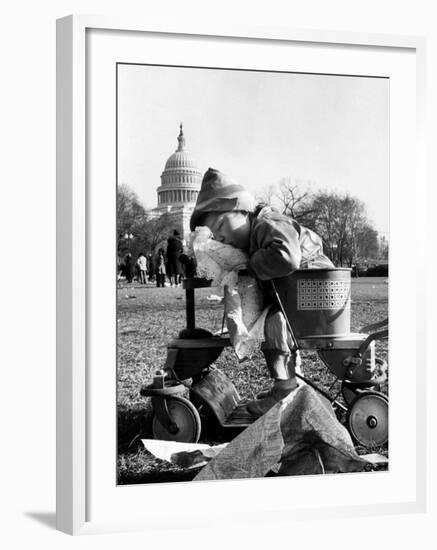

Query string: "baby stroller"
[[140, 264, 388, 448]]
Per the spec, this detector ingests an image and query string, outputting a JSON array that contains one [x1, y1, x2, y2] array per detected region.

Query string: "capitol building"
[[150, 124, 202, 241]]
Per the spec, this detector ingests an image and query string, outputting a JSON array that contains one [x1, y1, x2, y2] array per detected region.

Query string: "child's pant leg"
[[261, 307, 301, 380], [262, 307, 294, 352]]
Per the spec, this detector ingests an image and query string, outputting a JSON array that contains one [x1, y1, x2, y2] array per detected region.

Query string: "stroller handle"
[[270, 280, 300, 351], [359, 318, 389, 334]]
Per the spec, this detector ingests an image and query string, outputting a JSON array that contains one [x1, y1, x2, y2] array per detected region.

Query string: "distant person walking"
[[124, 253, 134, 283], [147, 254, 154, 283], [155, 248, 166, 288], [136, 252, 148, 284], [166, 229, 184, 287], [117, 255, 122, 281]]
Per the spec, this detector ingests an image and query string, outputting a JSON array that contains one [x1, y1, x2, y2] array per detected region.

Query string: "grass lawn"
[[117, 277, 388, 484]]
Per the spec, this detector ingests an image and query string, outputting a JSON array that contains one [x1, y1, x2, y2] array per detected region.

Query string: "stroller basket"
[[273, 268, 351, 338]]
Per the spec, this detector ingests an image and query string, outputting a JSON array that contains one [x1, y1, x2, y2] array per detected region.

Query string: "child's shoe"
[[246, 378, 298, 417], [256, 350, 301, 400]]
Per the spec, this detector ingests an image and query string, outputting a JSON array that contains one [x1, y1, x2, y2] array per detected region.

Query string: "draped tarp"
[[193, 384, 368, 481]]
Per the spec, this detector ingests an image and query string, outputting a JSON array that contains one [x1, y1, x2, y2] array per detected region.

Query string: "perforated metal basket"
[[273, 268, 351, 337]]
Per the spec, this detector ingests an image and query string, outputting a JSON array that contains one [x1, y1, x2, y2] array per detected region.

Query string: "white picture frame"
[[56, 14, 427, 535]]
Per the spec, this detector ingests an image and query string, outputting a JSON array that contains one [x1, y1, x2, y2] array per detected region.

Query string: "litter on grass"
[[143, 386, 372, 479], [142, 439, 228, 469], [194, 385, 369, 480], [206, 294, 223, 303]]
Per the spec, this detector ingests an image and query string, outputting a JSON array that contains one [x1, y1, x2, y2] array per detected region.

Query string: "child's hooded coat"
[[190, 168, 333, 281]]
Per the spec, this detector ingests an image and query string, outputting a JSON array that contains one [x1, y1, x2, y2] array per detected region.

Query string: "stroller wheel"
[[152, 396, 201, 443], [341, 380, 380, 405], [346, 391, 388, 448]]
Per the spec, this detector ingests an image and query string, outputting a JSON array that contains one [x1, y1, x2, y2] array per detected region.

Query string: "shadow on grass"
[[117, 402, 388, 485], [118, 404, 153, 454], [117, 401, 246, 485], [118, 464, 202, 485]]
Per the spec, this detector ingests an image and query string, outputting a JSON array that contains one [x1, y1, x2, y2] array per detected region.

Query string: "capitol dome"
[[157, 124, 202, 207], [164, 150, 199, 171]]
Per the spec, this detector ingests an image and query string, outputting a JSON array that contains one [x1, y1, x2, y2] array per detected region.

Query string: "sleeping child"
[[190, 168, 333, 417]]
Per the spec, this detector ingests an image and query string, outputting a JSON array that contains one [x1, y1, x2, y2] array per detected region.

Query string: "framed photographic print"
[[56, 15, 427, 535]]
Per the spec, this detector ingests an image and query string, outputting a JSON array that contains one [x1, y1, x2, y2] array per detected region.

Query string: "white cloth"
[[190, 227, 270, 360], [224, 277, 270, 360], [190, 226, 248, 287]]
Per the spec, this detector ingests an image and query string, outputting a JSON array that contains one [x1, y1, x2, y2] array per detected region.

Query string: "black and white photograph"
[[116, 63, 389, 484], [2, 0, 434, 543]]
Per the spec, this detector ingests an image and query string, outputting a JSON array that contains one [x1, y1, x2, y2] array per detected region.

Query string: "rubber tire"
[[341, 381, 380, 405], [346, 391, 388, 448], [152, 396, 201, 443]]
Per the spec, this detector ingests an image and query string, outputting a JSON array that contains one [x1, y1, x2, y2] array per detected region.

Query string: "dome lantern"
[[157, 124, 202, 208], [176, 123, 186, 152]]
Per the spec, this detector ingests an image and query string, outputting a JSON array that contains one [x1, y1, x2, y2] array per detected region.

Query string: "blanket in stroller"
[[190, 227, 270, 360]]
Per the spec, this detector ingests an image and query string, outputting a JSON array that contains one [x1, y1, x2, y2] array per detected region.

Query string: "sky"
[[117, 64, 389, 235]]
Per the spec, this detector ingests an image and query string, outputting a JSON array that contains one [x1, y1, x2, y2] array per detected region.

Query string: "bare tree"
[[141, 213, 173, 255], [257, 176, 315, 224], [255, 183, 276, 207], [117, 184, 148, 256], [304, 191, 379, 266], [356, 225, 379, 261], [257, 180, 384, 266], [377, 234, 389, 260]]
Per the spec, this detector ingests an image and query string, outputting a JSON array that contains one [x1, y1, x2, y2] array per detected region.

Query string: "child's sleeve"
[[249, 217, 302, 281]]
